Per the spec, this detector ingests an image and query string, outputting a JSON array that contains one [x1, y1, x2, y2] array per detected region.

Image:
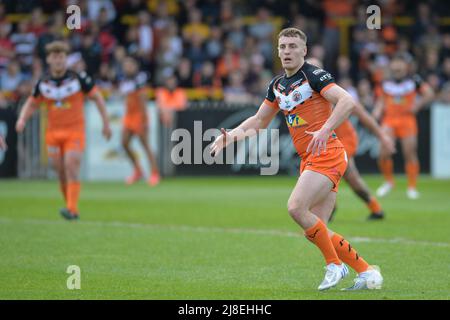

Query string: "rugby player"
[[119, 56, 160, 186], [373, 53, 434, 199], [16, 41, 112, 220], [307, 57, 395, 221], [211, 28, 383, 291]]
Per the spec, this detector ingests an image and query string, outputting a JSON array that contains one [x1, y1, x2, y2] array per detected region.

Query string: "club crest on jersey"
[[285, 114, 307, 128], [292, 91, 302, 102]]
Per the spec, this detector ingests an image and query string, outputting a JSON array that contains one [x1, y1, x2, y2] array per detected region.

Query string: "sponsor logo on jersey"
[[285, 114, 308, 128]]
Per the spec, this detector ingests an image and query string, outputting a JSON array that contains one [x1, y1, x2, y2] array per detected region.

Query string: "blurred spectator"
[[136, 10, 154, 63], [224, 71, 253, 105], [112, 45, 127, 80], [175, 57, 194, 88], [185, 33, 207, 73], [182, 8, 210, 42], [248, 7, 274, 66], [227, 18, 245, 50], [336, 55, 352, 82], [205, 25, 223, 62], [154, 34, 180, 86], [156, 75, 188, 127], [0, 60, 25, 91], [0, 22, 14, 71], [153, 1, 173, 34], [96, 62, 116, 91], [357, 78, 375, 110], [11, 20, 37, 71], [321, 0, 355, 73], [28, 7, 47, 36], [0, 0, 449, 108], [79, 31, 102, 76], [193, 61, 220, 89], [29, 56, 43, 85], [87, 0, 116, 23], [216, 40, 241, 84]]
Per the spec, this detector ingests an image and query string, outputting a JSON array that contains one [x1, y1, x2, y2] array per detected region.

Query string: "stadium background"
[[0, 0, 450, 301], [0, 0, 450, 178]]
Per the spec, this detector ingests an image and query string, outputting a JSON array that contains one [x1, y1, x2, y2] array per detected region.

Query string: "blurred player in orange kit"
[[373, 53, 434, 199], [211, 28, 384, 291], [15, 41, 112, 220], [120, 56, 160, 186], [308, 57, 395, 221]]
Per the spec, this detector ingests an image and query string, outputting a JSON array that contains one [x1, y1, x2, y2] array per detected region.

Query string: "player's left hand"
[[380, 132, 396, 155], [103, 125, 112, 141], [306, 126, 331, 156]]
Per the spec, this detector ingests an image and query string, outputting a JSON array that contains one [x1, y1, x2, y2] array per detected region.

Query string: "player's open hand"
[[210, 128, 231, 157], [380, 131, 396, 155], [306, 127, 331, 156], [0, 135, 6, 151], [103, 125, 112, 141], [15, 119, 26, 133]]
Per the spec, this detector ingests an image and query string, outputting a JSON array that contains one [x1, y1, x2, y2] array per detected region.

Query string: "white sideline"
[[1, 217, 449, 248]]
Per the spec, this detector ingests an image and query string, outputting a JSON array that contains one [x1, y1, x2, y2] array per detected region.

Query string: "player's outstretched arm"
[[16, 97, 39, 133], [90, 90, 112, 140], [353, 102, 396, 154], [372, 96, 384, 121], [306, 85, 356, 156], [210, 102, 278, 156]]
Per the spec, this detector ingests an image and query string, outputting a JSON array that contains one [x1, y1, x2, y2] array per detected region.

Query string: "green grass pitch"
[[0, 175, 449, 300]]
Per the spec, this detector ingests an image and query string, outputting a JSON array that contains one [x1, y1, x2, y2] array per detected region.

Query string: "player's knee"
[[287, 200, 307, 220]]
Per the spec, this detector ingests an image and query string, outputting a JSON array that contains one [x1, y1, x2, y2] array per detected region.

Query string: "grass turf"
[[0, 175, 449, 300]]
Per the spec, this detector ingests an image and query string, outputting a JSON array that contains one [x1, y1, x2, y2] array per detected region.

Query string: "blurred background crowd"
[[1, 0, 450, 108]]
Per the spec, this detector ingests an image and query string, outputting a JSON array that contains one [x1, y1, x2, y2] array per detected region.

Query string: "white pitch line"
[[1, 217, 449, 248]]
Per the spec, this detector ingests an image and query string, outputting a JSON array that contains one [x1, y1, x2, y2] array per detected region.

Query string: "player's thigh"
[[343, 157, 363, 188], [288, 170, 334, 213], [47, 146, 65, 175], [310, 191, 336, 223], [122, 128, 134, 146], [400, 135, 418, 159], [380, 124, 396, 156], [137, 127, 150, 147], [63, 150, 83, 180]]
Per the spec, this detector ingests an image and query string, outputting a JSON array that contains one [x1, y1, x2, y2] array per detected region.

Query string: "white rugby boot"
[[342, 265, 383, 291], [406, 188, 420, 200], [376, 182, 394, 197], [318, 263, 349, 291]]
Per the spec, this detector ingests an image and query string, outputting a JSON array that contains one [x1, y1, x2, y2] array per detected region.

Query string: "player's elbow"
[[342, 95, 356, 115]]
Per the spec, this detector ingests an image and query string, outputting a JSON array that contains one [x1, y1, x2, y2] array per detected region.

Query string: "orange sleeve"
[[264, 98, 279, 110], [319, 83, 336, 96]]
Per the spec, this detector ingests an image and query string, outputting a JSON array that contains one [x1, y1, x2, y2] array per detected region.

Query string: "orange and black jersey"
[[31, 70, 98, 133], [264, 61, 343, 157], [119, 72, 148, 117], [381, 75, 425, 118]]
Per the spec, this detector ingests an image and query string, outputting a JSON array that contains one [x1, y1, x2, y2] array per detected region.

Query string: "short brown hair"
[[45, 41, 70, 55], [278, 28, 307, 43]]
